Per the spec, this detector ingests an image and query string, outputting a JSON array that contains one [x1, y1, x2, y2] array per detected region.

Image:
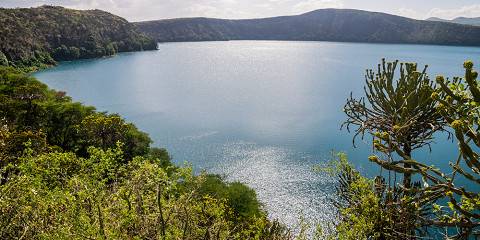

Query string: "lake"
[[34, 41, 478, 228]]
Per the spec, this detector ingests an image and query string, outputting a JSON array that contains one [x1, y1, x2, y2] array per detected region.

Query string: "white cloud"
[[0, 0, 348, 21], [396, 7, 420, 19], [426, 4, 480, 20], [24, 0, 480, 22]]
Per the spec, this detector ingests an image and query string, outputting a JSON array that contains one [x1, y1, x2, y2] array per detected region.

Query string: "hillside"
[[427, 16, 480, 26], [0, 5, 157, 70], [135, 9, 480, 46]]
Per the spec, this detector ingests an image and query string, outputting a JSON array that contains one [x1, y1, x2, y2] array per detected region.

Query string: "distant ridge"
[[426, 17, 446, 22], [135, 9, 480, 46], [427, 16, 480, 26]]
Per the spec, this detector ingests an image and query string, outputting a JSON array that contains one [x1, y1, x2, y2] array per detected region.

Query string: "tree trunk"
[[403, 143, 412, 188]]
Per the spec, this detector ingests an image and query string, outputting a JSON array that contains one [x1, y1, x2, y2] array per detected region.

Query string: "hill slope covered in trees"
[[0, 5, 157, 70], [427, 16, 480, 26], [135, 9, 480, 46]]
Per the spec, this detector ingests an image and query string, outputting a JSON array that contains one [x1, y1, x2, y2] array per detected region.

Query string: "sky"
[[1, 0, 480, 22]]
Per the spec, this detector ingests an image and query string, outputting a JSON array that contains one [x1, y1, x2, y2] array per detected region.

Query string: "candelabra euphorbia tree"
[[343, 59, 445, 187], [341, 59, 447, 238], [427, 60, 480, 238]]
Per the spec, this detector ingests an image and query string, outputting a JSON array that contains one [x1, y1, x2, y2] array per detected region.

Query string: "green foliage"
[[343, 59, 444, 167], [339, 59, 480, 239], [0, 66, 149, 160], [146, 147, 173, 169], [52, 45, 82, 61], [0, 51, 8, 66], [198, 174, 264, 219], [0, 144, 291, 239], [10, 50, 56, 72], [42, 100, 95, 151], [423, 60, 480, 237], [0, 128, 49, 184], [327, 153, 424, 239], [334, 156, 384, 240], [342, 59, 446, 238], [76, 114, 151, 159]]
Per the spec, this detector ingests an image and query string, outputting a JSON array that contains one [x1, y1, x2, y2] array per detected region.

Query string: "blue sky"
[[2, 0, 480, 21]]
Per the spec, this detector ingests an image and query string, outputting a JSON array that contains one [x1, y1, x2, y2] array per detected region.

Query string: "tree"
[[147, 147, 173, 169], [0, 51, 8, 66], [105, 43, 117, 56], [77, 114, 129, 151], [43, 101, 95, 151], [0, 127, 48, 184], [198, 174, 264, 219], [68, 46, 81, 59], [340, 60, 480, 239], [342, 59, 446, 238], [77, 114, 151, 160], [343, 58, 445, 187], [423, 60, 480, 238], [11, 81, 47, 129]]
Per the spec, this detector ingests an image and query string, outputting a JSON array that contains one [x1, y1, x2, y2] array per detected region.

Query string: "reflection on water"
[[217, 142, 337, 226], [34, 41, 479, 228]]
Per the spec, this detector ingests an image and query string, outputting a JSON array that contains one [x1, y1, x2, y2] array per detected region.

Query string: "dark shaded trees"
[[0, 66, 151, 163]]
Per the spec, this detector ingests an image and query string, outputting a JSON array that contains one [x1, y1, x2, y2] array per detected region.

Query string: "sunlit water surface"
[[34, 41, 480, 229]]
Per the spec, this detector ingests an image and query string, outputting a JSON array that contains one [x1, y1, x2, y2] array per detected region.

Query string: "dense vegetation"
[[0, 66, 293, 239], [135, 9, 480, 46], [331, 59, 480, 239], [0, 6, 157, 71]]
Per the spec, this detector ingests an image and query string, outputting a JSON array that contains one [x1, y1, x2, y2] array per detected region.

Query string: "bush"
[[76, 114, 151, 159], [198, 174, 264, 219], [0, 145, 286, 239], [146, 147, 173, 169]]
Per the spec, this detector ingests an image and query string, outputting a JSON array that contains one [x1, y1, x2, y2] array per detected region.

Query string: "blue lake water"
[[34, 41, 479, 228]]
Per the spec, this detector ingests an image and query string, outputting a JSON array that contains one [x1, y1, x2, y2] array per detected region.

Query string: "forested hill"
[[0, 5, 157, 70], [427, 17, 480, 26], [135, 9, 480, 46]]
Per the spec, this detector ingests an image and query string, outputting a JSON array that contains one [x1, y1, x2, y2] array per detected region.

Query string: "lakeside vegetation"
[[427, 16, 480, 26], [0, 66, 293, 239], [0, 6, 157, 71], [332, 59, 480, 239]]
